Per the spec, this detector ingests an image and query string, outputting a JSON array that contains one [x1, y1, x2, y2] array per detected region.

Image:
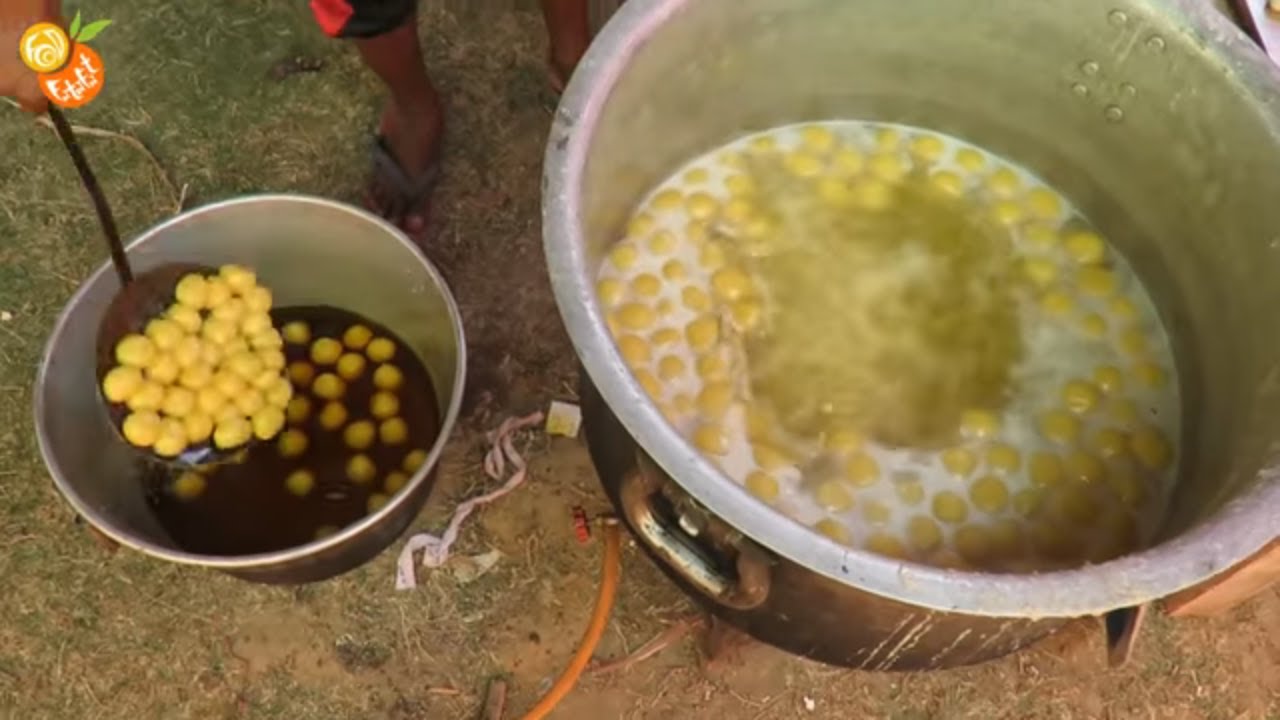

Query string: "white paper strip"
[[395, 411, 545, 590]]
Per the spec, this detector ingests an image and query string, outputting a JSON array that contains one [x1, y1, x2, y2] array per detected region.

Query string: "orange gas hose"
[[518, 518, 622, 720]]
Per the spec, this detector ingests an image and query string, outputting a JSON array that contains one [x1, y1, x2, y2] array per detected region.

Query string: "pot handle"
[[619, 460, 771, 610]]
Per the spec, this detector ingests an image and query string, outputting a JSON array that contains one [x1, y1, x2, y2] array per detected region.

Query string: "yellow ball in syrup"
[[403, 449, 428, 473], [265, 378, 293, 409], [343, 324, 373, 350], [366, 337, 396, 363], [285, 469, 316, 497], [379, 418, 409, 445], [866, 534, 908, 559], [385, 471, 409, 494], [102, 366, 144, 404], [344, 420, 376, 450], [122, 411, 161, 448], [908, 516, 943, 552], [336, 352, 367, 381], [241, 312, 273, 338], [115, 334, 155, 368], [286, 396, 311, 425], [184, 413, 214, 444], [932, 491, 970, 524], [126, 382, 164, 412], [744, 471, 780, 502], [145, 353, 180, 385], [219, 264, 256, 294], [201, 317, 236, 347], [204, 277, 233, 308], [196, 386, 226, 416], [367, 494, 390, 514], [278, 429, 309, 458], [815, 481, 853, 512], [346, 454, 377, 484], [692, 424, 729, 455], [235, 391, 265, 417], [243, 286, 272, 314], [250, 329, 283, 351], [813, 518, 850, 545], [160, 387, 196, 418], [844, 452, 880, 487], [310, 338, 343, 365], [145, 318, 184, 352], [288, 361, 315, 388], [312, 373, 346, 401], [372, 364, 404, 391], [174, 274, 210, 308], [251, 406, 286, 440], [282, 321, 310, 345], [685, 315, 719, 353], [370, 391, 401, 420], [318, 401, 348, 431], [211, 298, 246, 325], [150, 426, 184, 460], [168, 303, 202, 334], [172, 471, 206, 500], [213, 416, 252, 449], [969, 475, 1010, 513]]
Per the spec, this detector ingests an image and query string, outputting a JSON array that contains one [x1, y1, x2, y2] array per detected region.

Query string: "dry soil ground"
[[0, 1, 1276, 718]]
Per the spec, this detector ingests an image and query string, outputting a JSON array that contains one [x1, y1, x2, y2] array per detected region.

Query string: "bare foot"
[[367, 99, 444, 239]]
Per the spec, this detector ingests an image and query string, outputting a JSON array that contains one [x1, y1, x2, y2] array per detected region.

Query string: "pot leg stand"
[[1102, 604, 1150, 667]]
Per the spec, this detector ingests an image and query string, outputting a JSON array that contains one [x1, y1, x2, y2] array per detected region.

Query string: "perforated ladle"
[[47, 107, 243, 468]]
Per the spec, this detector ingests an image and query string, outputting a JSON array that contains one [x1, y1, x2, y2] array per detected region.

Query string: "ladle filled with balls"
[[98, 264, 292, 466], [47, 107, 291, 468]]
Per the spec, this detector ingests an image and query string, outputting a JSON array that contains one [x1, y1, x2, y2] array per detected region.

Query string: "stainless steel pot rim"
[[33, 194, 468, 570], [544, 0, 1280, 618]]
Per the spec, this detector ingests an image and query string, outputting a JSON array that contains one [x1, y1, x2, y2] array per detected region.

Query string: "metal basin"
[[34, 195, 466, 584], [545, 0, 1280, 667]]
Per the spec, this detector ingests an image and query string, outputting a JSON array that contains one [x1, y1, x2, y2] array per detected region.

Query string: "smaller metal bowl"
[[34, 195, 466, 584]]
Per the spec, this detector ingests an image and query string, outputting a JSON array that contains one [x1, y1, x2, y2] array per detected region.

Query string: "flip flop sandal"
[[368, 135, 441, 234]]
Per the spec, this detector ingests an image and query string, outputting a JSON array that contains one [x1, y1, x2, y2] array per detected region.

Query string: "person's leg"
[[540, 0, 590, 91], [355, 20, 444, 234], [311, 0, 441, 234]]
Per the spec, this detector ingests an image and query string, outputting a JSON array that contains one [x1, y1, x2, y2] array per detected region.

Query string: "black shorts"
[[310, 0, 416, 39]]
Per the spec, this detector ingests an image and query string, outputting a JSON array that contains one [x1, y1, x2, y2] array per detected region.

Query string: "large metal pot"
[[545, 0, 1280, 668], [34, 195, 466, 584]]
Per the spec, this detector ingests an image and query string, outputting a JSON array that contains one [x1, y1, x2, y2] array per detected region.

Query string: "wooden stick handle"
[[46, 106, 132, 286]]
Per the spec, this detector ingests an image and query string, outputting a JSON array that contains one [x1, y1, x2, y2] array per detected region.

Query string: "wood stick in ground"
[[590, 615, 707, 676], [426, 686, 461, 696], [479, 677, 507, 720]]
